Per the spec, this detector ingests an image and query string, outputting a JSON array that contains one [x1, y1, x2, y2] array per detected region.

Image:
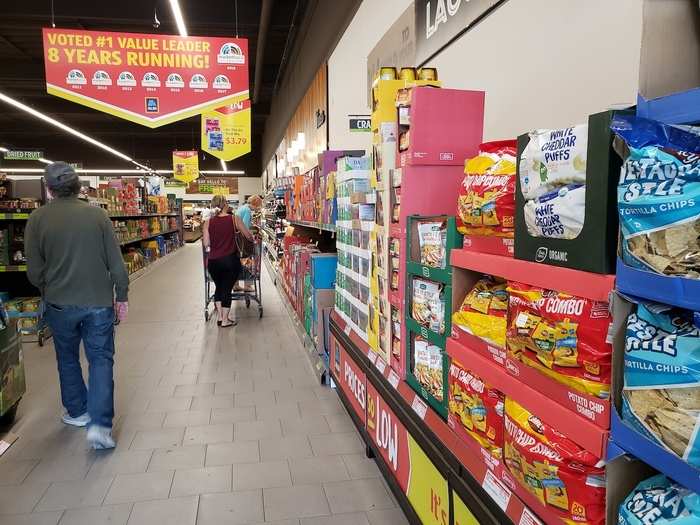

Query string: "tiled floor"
[[0, 244, 408, 525]]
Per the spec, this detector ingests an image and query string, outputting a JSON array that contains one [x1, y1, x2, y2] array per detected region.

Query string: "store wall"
[[328, 0, 412, 151]]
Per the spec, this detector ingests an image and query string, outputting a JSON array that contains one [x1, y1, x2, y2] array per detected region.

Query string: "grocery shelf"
[[611, 407, 700, 494], [128, 248, 181, 282], [0, 265, 27, 272], [288, 219, 336, 233], [446, 334, 608, 458], [119, 229, 180, 246], [109, 212, 179, 219], [616, 258, 700, 311], [406, 260, 451, 284], [636, 87, 700, 125], [0, 212, 31, 219], [330, 310, 564, 525], [389, 223, 402, 238], [450, 249, 615, 302]]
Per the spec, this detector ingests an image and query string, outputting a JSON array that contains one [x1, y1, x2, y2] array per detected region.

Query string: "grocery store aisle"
[[0, 243, 406, 525]]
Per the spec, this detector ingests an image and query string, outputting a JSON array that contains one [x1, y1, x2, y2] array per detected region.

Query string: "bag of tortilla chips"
[[619, 474, 700, 525], [612, 114, 700, 279], [622, 301, 700, 467], [458, 141, 517, 237]]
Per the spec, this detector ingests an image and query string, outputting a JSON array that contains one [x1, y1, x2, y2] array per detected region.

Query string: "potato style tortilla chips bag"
[[458, 140, 517, 237], [452, 276, 508, 347], [619, 474, 700, 525], [506, 282, 612, 398], [612, 115, 700, 278], [622, 301, 700, 467], [503, 398, 605, 525], [448, 360, 504, 459]]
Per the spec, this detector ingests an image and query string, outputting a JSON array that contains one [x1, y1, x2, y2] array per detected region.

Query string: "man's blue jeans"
[[44, 304, 115, 428]]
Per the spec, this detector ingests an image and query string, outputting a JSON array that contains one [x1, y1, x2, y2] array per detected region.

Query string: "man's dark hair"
[[50, 178, 82, 198]]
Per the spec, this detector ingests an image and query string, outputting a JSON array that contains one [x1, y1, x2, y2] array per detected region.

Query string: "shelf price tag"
[[519, 508, 543, 525], [375, 357, 386, 374], [411, 395, 428, 420], [387, 369, 400, 389], [344, 324, 352, 336], [482, 470, 511, 511]]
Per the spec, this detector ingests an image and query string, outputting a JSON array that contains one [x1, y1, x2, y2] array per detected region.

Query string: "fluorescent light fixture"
[[220, 159, 227, 171], [168, 0, 188, 37], [0, 91, 154, 173], [0, 146, 7, 152], [38, 158, 52, 164]]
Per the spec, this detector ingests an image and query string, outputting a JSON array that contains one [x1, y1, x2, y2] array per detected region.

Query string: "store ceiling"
[[0, 0, 308, 175]]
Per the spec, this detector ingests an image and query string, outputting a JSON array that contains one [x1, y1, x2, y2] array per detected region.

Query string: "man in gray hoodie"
[[25, 162, 129, 449]]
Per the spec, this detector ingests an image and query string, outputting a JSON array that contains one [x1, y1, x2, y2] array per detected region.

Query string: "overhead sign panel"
[[201, 99, 251, 161], [3, 150, 43, 161], [172, 150, 199, 184], [42, 28, 249, 128]]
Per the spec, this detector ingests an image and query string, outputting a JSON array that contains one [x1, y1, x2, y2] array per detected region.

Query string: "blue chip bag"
[[611, 115, 700, 278], [622, 301, 700, 466], [619, 474, 700, 524]]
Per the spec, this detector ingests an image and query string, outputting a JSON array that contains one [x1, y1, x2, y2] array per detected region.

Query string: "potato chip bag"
[[619, 474, 700, 525], [458, 141, 517, 237], [612, 114, 700, 279], [452, 277, 508, 347], [418, 221, 447, 268], [622, 301, 700, 467], [506, 282, 612, 398], [448, 360, 504, 458], [413, 337, 444, 401], [519, 125, 588, 200], [412, 278, 445, 334], [504, 398, 605, 525]]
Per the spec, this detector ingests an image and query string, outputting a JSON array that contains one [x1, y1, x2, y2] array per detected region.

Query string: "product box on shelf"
[[514, 110, 628, 274], [0, 314, 25, 417], [398, 87, 485, 167]]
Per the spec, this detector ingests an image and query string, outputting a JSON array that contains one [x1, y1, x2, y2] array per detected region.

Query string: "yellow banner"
[[172, 150, 199, 184], [201, 99, 251, 161], [406, 435, 449, 525], [453, 491, 480, 525]]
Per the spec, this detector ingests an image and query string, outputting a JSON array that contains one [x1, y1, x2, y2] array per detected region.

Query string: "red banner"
[[366, 381, 411, 492], [42, 28, 249, 128], [337, 344, 367, 425]]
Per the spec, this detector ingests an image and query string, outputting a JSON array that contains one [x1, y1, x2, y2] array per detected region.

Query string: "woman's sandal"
[[220, 320, 238, 328]]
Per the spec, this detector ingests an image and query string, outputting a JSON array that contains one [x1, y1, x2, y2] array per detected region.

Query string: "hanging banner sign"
[[42, 28, 249, 128], [201, 99, 251, 161], [172, 150, 199, 184], [164, 179, 187, 188], [186, 176, 238, 195], [3, 150, 43, 161]]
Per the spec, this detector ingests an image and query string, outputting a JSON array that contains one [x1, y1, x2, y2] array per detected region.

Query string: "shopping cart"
[[203, 241, 263, 322]]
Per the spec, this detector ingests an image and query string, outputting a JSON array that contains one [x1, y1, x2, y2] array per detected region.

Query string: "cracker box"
[[514, 110, 629, 274]]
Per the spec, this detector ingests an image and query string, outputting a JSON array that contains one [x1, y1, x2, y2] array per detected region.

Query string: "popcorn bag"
[[503, 398, 606, 525], [457, 140, 517, 238], [514, 111, 623, 273], [452, 276, 508, 348], [506, 282, 612, 398], [448, 359, 504, 458], [622, 301, 700, 467], [612, 114, 700, 280]]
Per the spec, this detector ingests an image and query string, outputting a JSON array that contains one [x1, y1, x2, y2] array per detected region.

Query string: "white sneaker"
[[87, 425, 116, 450], [62, 412, 90, 427]]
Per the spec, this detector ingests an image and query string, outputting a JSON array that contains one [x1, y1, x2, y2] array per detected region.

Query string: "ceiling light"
[[220, 159, 227, 172], [0, 146, 7, 152], [296, 132, 305, 150], [168, 0, 188, 37], [38, 158, 52, 164], [0, 91, 141, 167]]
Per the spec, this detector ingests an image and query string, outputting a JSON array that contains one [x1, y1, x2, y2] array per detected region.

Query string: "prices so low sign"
[[42, 28, 249, 127]]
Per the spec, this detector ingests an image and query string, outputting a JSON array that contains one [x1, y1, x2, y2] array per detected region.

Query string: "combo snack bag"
[[619, 474, 700, 525], [612, 114, 700, 278], [452, 276, 508, 347], [458, 140, 517, 237], [418, 220, 447, 268], [504, 398, 606, 525], [622, 301, 700, 466], [412, 278, 445, 334], [506, 282, 612, 398], [448, 359, 504, 458]]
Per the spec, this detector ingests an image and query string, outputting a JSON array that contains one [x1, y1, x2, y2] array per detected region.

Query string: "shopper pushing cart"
[[202, 195, 256, 326]]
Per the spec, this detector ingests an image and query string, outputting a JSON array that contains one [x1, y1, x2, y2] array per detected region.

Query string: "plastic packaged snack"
[[519, 125, 588, 200], [448, 359, 504, 458], [523, 184, 586, 239], [622, 301, 700, 466], [612, 115, 700, 279], [412, 278, 445, 334], [452, 276, 508, 347], [458, 141, 517, 237], [504, 398, 605, 525], [619, 474, 700, 524], [413, 337, 443, 400], [417, 220, 447, 268], [506, 282, 612, 398]]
